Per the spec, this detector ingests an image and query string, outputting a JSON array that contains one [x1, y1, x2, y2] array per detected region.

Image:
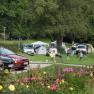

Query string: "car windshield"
[[24, 45, 33, 49], [78, 45, 85, 48], [0, 48, 15, 55]]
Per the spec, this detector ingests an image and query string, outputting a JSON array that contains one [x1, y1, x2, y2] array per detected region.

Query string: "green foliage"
[[0, 0, 94, 44]]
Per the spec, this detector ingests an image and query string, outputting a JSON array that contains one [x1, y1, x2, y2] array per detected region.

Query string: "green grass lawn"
[[62, 53, 94, 65], [18, 52, 94, 65], [18, 52, 50, 62]]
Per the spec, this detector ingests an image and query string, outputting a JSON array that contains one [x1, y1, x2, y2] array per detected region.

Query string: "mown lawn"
[[18, 52, 50, 62], [62, 53, 94, 65], [18, 52, 94, 65]]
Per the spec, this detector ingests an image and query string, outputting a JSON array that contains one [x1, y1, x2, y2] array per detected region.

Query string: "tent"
[[35, 46, 47, 55], [32, 41, 49, 46]]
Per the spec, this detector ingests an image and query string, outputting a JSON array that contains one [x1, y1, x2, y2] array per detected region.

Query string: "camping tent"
[[32, 41, 49, 46], [35, 46, 47, 55]]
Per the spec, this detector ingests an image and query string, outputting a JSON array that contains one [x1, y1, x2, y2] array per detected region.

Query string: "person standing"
[[79, 51, 84, 60], [49, 50, 56, 63]]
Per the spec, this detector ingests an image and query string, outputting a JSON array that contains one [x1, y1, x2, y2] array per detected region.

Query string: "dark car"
[[0, 56, 14, 69], [0, 47, 29, 69]]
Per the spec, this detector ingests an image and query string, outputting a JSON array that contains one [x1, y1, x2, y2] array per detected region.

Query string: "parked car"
[[76, 44, 87, 54], [20, 44, 34, 55], [0, 47, 29, 69], [0, 56, 14, 69]]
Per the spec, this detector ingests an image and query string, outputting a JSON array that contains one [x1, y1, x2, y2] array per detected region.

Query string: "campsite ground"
[[0, 40, 94, 65], [18, 52, 94, 65]]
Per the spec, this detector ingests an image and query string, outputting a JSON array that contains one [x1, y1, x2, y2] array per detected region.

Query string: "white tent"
[[32, 41, 49, 46], [36, 46, 47, 55]]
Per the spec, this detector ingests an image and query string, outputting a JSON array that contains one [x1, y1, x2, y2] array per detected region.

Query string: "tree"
[[30, 0, 90, 51], [0, 0, 94, 46]]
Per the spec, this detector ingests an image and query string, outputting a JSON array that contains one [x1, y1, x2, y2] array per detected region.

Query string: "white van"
[[21, 44, 35, 55]]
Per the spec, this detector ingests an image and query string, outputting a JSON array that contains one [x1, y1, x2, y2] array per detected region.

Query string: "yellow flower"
[[8, 84, 15, 91], [4, 69, 9, 74], [61, 79, 65, 83], [87, 66, 90, 69], [0, 85, 3, 91], [47, 85, 50, 89], [90, 73, 93, 77], [26, 85, 29, 88], [69, 87, 74, 91], [43, 71, 47, 75], [60, 79, 65, 84]]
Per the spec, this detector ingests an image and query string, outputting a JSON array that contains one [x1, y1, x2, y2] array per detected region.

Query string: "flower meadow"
[[0, 64, 94, 94]]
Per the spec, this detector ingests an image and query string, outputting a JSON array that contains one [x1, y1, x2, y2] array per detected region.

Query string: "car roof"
[[77, 45, 86, 48], [77, 44, 86, 46]]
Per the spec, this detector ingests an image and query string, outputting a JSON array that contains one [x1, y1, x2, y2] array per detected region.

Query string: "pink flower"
[[63, 68, 69, 72], [50, 84, 57, 91], [63, 68, 73, 72]]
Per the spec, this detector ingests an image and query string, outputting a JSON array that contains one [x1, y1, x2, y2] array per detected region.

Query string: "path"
[[11, 61, 86, 74]]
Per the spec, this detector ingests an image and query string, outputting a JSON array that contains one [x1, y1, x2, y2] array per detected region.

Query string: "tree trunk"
[[57, 35, 63, 53]]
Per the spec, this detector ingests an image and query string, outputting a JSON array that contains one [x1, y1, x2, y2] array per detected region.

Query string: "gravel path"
[[11, 61, 86, 74]]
